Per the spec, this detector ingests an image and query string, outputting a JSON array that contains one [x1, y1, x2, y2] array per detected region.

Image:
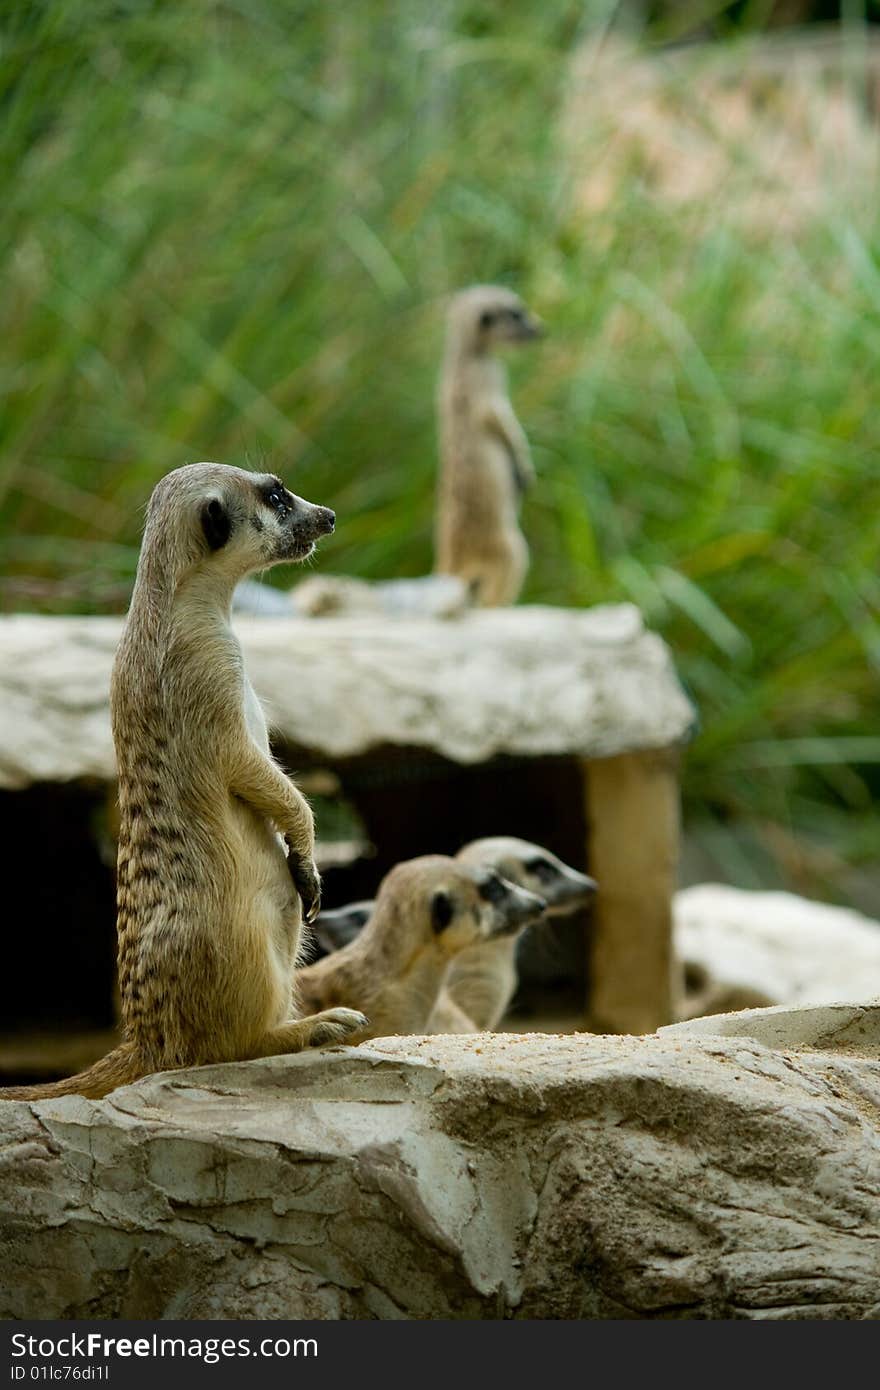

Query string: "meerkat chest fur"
[[241, 662, 273, 756], [441, 357, 521, 526]]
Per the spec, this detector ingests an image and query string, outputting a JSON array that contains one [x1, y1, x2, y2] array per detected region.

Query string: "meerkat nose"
[[318, 508, 335, 535]]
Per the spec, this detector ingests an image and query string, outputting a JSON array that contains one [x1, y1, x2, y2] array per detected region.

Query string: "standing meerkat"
[[297, 856, 545, 1039], [435, 284, 542, 607], [0, 463, 366, 1102]]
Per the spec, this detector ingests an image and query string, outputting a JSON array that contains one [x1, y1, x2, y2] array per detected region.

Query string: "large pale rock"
[[2, 1027, 880, 1320], [0, 606, 694, 788], [665, 999, 880, 1053], [677, 883, 880, 1016]]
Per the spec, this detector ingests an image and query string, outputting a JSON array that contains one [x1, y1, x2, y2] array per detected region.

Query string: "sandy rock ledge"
[[2, 1025, 880, 1320]]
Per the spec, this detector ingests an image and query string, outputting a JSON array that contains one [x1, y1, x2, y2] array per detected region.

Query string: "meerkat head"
[[457, 837, 597, 918], [447, 284, 543, 355], [368, 854, 546, 965], [143, 462, 335, 589]]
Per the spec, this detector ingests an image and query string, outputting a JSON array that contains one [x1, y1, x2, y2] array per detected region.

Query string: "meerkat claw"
[[287, 851, 322, 924]]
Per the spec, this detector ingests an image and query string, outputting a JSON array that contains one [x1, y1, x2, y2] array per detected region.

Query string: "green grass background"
[[2, 1, 879, 898]]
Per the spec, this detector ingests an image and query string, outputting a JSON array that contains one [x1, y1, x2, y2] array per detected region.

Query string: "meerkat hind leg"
[[250, 1007, 368, 1058], [466, 560, 521, 608]]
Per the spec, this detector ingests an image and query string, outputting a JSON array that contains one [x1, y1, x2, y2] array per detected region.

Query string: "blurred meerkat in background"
[[298, 855, 545, 1039], [241, 285, 540, 619], [311, 837, 596, 1035], [429, 837, 597, 1032], [435, 285, 542, 607]]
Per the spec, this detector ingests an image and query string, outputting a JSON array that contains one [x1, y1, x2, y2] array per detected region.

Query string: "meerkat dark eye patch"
[[431, 890, 454, 933], [479, 310, 495, 329], [262, 478, 292, 517], [200, 497, 232, 551], [478, 874, 507, 904], [526, 857, 558, 883]]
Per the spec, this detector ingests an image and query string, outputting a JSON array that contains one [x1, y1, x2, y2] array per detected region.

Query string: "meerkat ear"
[[431, 890, 454, 933], [200, 496, 232, 551]]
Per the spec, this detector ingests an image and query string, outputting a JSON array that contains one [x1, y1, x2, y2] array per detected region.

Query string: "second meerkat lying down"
[[297, 855, 546, 1040], [435, 284, 542, 607], [312, 838, 597, 1034], [290, 572, 471, 620]]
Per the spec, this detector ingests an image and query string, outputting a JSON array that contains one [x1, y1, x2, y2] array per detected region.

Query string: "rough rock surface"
[[2, 1026, 879, 1320], [0, 605, 694, 788], [676, 884, 880, 1016], [665, 999, 880, 1052]]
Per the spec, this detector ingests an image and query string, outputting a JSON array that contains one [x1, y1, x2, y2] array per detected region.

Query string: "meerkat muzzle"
[[540, 868, 597, 917], [519, 315, 544, 340], [278, 500, 336, 561], [561, 868, 597, 901], [492, 884, 546, 936], [296, 503, 335, 540]]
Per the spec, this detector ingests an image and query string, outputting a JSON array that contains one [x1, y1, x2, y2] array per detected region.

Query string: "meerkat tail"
[[0, 1042, 142, 1102]]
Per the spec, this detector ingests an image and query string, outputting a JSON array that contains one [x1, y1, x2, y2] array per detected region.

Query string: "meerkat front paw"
[[308, 1007, 369, 1047], [287, 849, 322, 923]]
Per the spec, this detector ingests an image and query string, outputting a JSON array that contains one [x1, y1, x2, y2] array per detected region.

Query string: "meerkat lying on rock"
[[290, 572, 471, 619], [0, 463, 366, 1102], [311, 838, 596, 1034], [235, 573, 472, 620], [435, 285, 542, 607], [298, 855, 545, 1039]]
